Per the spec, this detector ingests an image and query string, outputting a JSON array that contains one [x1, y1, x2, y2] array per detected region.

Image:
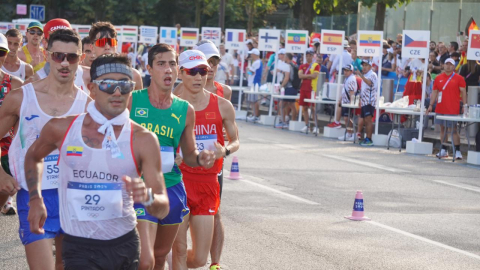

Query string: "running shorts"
[[17, 188, 62, 245], [62, 229, 140, 270], [134, 181, 189, 225], [183, 173, 220, 216], [361, 105, 375, 118], [299, 90, 312, 106]]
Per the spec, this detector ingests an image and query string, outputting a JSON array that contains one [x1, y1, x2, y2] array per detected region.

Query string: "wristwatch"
[[224, 147, 231, 157], [143, 188, 155, 206]]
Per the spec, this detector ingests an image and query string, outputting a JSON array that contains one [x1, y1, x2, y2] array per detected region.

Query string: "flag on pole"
[[322, 33, 342, 46], [465, 17, 479, 36], [287, 33, 306, 45]]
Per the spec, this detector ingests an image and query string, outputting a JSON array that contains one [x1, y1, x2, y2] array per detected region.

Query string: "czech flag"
[[404, 34, 427, 48]]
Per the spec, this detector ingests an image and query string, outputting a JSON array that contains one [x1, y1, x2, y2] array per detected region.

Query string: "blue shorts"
[[134, 181, 189, 225], [17, 188, 63, 245], [361, 105, 375, 118]]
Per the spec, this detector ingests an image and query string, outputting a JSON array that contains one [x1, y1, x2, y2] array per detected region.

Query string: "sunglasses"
[[182, 67, 208, 76], [48, 51, 81, 64], [92, 80, 136, 95], [95, 38, 118, 48], [0, 49, 8, 57], [28, 30, 43, 36]]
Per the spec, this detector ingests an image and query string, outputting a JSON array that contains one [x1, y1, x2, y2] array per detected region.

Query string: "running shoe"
[[275, 122, 284, 128], [210, 264, 221, 270], [346, 133, 354, 141], [1, 202, 16, 216], [436, 149, 448, 159], [327, 122, 341, 128], [360, 138, 374, 147], [283, 122, 289, 129], [312, 127, 319, 134], [455, 151, 463, 160], [356, 133, 362, 140], [300, 126, 308, 133], [247, 116, 259, 122]]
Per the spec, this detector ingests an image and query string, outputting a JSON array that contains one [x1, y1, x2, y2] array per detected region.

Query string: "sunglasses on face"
[[0, 49, 8, 57], [182, 67, 208, 76], [95, 38, 117, 48], [92, 80, 136, 95], [48, 51, 81, 64], [28, 30, 43, 36]]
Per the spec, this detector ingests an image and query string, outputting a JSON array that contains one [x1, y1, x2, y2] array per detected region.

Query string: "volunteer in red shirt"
[[298, 48, 320, 133], [173, 50, 239, 270], [427, 58, 467, 160]]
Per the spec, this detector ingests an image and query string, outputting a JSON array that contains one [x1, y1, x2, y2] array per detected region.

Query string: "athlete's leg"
[[365, 115, 373, 139], [54, 234, 64, 270], [153, 224, 180, 270], [138, 221, 158, 270], [210, 207, 224, 266], [25, 239, 55, 270], [187, 215, 215, 268], [172, 215, 190, 270], [0, 194, 8, 208]]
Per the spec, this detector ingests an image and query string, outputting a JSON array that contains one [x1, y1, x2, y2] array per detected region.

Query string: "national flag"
[[465, 17, 479, 36], [66, 146, 83, 157], [203, 29, 219, 40], [135, 108, 149, 118], [456, 51, 467, 72], [0, 25, 7, 31], [182, 30, 197, 40], [141, 27, 156, 38], [471, 33, 480, 49], [226, 31, 244, 42], [404, 34, 427, 48], [123, 27, 137, 37], [359, 34, 381, 47], [205, 112, 216, 119], [287, 33, 306, 45], [77, 27, 90, 36], [260, 32, 278, 43], [161, 29, 176, 39], [15, 25, 26, 31], [322, 33, 342, 46]]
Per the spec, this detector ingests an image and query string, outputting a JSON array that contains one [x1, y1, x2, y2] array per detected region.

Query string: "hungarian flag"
[[465, 17, 479, 36]]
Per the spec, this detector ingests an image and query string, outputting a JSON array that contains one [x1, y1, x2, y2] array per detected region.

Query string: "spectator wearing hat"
[[330, 40, 353, 78], [427, 58, 467, 160], [18, 21, 46, 73], [246, 48, 263, 122], [298, 48, 321, 133], [356, 59, 378, 146]]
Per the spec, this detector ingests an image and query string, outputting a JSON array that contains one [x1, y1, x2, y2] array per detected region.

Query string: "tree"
[[357, 0, 411, 30]]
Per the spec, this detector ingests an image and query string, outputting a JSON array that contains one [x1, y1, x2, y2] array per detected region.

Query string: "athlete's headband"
[[92, 63, 133, 80]]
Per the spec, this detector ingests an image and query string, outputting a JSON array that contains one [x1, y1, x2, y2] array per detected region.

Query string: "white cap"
[[0, 34, 8, 52], [313, 38, 320, 44], [343, 40, 350, 48], [249, 48, 260, 56], [444, 58, 455, 66], [278, 48, 286, 55], [179, 50, 209, 69], [387, 47, 394, 54], [245, 39, 253, 45], [194, 40, 220, 60]]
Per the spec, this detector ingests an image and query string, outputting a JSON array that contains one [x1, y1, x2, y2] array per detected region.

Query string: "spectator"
[[427, 58, 467, 160], [275, 49, 289, 85], [140, 45, 152, 87], [393, 44, 410, 78], [298, 48, 320, 133], [313, 38, 320, 54], [403, 67, 423, 105], [396, 33, 402, 44], [450, 52, 460, 67], [437, 42, 450, 66], [348, 39, 357, 52], [215, 43, 234, 85], [316, 53, 329, 81], [459, 60, 480, 93], [127, 47, 136, 68], [374, 44, 394, 75], [276, 53, 297, 128], [357, 59, 378, 146], [246, 49, 263, 122], [330, 40, 353, 79], [430, 41, 437, 52], [351, 49, 363, 73], [80, 36, 95, 67], [448, 41, 459, 55], [428, 51, 441, 74]]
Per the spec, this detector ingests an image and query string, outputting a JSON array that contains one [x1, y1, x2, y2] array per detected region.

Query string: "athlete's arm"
[[220, 83, 232, 101], [10, 76, 24, 89], [24, 64, 34, 80], [0, 88, 23, 195], [131, 125, 169, 219], [298, 69, 307, 79], [23, 73, 40, 85], [214, 98, 239, 159], [133, 69, 144, 90], [179, 104, 215, 168], [24, 117, 74, 234]]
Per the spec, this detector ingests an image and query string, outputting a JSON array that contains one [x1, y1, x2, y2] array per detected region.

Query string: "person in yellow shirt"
[[18, 22, 46, 73]]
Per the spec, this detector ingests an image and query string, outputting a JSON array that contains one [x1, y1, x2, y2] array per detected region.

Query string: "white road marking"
[[433, 180, 480, 193], [323, 154, 410, 173], [225, 171, 319, 205], [369, 221, 480, 260]]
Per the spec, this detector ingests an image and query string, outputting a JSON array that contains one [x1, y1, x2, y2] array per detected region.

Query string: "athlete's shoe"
[[360, 138, 374, 146], [210, 264, 221, 270], [312, 127, 319, 134], [275, 122, 284, 128], [300, 126, 308, 133], [1, 202, 16, 216], [455, 151, 463, 160], [340, 133, 354, 141], [436, 149, 448, 159], [327, 122, 341, 128], [282, 122, 289, 129], [247, 116, 259, 122], [356, 133, 362, 140]]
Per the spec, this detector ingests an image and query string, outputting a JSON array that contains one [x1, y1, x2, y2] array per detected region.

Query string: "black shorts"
[[341, 107, 350, 117], [361, 105, 375, 118], [62, 229, 140, 270], [284, 87, 298, 102]]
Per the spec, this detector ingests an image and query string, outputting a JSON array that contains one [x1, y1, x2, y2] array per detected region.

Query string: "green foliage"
[[313, 0, 358, 16], [357, 0, 411, 8]]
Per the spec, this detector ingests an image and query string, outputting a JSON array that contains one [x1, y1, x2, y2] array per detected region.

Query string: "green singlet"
[[130, 88, 189, 188]]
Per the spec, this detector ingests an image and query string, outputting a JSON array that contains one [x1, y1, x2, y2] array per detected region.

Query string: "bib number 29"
[[85, 194, 101, 205]]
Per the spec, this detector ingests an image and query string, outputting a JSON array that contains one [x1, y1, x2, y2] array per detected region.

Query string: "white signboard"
[[72, 24, 90, 39], [224, 28, 246, 50], [122, 25, 138, 43], [115, 26, 123, 53], [139, 26, 158, 44], [467, 30, 480, 61], [201, 27, 221, 46], [258, 29, 280, 52], [180, 27, 199, 47], [320, 30, 344, 55], [0, 22, 14, 34], [159, 27, 177, 46], [357, 30, 383, 57], [285, 30, 308, 53], [402, 30, 430, 59]]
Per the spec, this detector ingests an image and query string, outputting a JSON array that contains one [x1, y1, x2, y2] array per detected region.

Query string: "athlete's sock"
[[454, 145, 460, 152], [441, 145, 447, 150], [335, 121, 340, 124]]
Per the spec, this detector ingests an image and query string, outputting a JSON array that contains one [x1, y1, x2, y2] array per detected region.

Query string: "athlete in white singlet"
[[0, 29, 90, 270], [1, 29, 34, 81], [25, 54, 170, 269]]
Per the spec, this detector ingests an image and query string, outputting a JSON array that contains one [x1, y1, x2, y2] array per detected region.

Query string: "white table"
[[379, 106, 415, 112], [342, 103, 361, 143], [304, 98, 337, 136], [271, 94, 300, 128], [243, 91, 274, 121], [435, 115, 480, 162], [385, 109, 436, 152]]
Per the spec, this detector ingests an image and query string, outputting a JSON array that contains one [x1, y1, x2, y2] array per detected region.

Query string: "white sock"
[[6, 196, 13, 204]]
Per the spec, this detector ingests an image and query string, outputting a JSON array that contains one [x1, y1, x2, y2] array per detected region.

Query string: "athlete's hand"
[[27, 198, 47, 234], [122, 176, 148, 203], [213, 142, 225, 160], [0, 172, 20, 196], [198, 150, 215, 169], [175, 155, 183, 166]]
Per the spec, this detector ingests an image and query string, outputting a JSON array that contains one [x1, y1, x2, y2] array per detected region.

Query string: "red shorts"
[[183, 172, 220, 216], [299, 90, 313, 106]]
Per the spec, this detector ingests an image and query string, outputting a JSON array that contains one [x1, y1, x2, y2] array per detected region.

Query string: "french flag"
[[226, 31, 244, 43]]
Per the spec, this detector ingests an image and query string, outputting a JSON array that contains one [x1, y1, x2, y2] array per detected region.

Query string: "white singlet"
[[9, 83, 88, 191], [58, 113, 138, 240], [1, 60, 27, 80]]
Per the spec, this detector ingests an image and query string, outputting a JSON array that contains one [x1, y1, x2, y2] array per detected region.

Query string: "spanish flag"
[[455, 51, 467, 72]]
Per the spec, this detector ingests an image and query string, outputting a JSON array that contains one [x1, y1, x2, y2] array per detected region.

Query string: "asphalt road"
[[2, 121, 480, 269]]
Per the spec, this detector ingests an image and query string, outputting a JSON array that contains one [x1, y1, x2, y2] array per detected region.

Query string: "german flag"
[[182, 30, 197, 40], [465, 17, 479, 36]]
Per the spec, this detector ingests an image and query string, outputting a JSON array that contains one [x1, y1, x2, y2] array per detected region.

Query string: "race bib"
[[67, 181, 123, 221], [438, 92, 442, 104], [196, 134, 217, 151], [42, 154, 59, 190], [160, 146, 174, 173]]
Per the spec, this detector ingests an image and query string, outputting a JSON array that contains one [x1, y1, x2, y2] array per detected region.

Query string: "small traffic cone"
[[226, 156, 241, 180], [344, 190, 371, 221]]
